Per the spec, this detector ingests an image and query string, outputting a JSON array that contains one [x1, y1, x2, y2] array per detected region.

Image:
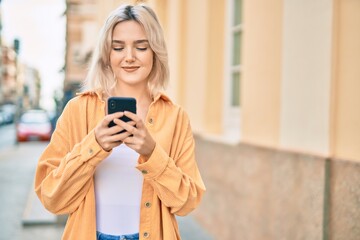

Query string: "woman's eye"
[[137, 47, 148, 51], [113, 47, 124, 51]]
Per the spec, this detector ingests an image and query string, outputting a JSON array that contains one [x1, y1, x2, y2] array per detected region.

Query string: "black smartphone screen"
[[107, 97, 137, 128]]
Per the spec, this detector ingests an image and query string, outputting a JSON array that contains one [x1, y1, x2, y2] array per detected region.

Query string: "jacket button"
[[143, 232, 150, 238], [145, 202, 151, 208], [141, 170, 148, 174]]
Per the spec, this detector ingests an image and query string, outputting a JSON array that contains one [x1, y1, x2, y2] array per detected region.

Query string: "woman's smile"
[[122, 66, 140, 72]]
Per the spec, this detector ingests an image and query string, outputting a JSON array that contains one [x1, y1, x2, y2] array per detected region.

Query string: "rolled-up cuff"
[[136, 143, 169, 180]]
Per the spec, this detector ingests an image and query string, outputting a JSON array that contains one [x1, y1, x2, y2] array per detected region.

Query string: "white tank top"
[[94, 144, 143, 235]]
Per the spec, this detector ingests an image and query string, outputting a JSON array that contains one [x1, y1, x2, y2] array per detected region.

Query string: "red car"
[[16, 110, 52, 142]]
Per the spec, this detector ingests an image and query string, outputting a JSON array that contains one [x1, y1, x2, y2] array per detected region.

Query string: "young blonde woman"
[[35, 4, 205, 240]]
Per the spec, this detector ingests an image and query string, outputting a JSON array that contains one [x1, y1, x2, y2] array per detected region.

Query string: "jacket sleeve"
[[34, 99, 110, 215], [136, 110, 206, 216]]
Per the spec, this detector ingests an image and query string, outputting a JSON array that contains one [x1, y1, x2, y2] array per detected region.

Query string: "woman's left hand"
[[113, 111, 156, 159]]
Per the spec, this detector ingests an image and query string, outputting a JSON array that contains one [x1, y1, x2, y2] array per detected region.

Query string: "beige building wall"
[[204, 0, 225, 134], [154, 0, 225, 135], [332, 0, 360, 161], [280, 0, 334, 156], [161, 0, 183, 103], [153, 0, 360, 161], [65, 0, 360, 161], [152, 0, 360, 238], [241, 0, 282, 148], [181, 0, 209, 133]]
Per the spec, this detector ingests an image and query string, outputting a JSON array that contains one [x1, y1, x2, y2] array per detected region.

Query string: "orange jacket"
[[34, 91, 206, 240]]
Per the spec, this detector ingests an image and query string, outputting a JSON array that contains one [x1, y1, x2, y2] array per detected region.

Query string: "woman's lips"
[[122, 66, 140, 72]]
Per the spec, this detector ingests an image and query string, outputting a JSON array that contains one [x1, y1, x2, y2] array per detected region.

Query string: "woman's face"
[[110, 20, 154, 88]]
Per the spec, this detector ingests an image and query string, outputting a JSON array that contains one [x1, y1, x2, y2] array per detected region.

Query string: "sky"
[[2, 0, 66, 111]]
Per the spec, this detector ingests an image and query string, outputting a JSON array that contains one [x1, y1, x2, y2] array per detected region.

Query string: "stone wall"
[[328, 159, 360, 240], [192, 135, 360, 240]]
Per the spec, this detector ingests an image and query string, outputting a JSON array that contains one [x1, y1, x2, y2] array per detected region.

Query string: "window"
[[223, 0, 242, 142], [231, 0, 242, 107]]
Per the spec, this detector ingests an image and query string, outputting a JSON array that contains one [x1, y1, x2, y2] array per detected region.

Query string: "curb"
[[22, 184, 59, 226]]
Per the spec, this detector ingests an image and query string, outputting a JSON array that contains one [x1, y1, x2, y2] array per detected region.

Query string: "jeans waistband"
[[96, 231, 139, 240]]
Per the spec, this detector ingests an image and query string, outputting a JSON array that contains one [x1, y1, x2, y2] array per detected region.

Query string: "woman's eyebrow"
[[134, 39, 149, 44], [112, 39, 149, 44]]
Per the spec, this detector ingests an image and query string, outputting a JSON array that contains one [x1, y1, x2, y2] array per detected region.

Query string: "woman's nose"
[[125, 48, 135, 63]]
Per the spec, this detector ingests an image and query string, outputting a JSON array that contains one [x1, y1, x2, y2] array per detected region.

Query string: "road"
[[0, 141, 64, 239], [0, 123, 17, 151], [0, 128, 213, 240]]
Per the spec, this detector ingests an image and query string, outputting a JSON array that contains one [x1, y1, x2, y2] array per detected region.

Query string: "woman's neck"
[[110, 83, 152, 104]]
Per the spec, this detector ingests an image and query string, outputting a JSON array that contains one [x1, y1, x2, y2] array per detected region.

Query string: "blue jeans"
[[96, 231, 139, 240]]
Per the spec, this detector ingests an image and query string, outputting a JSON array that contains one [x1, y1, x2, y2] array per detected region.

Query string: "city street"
[[0, 125, 213, 240], [0, 123, 17, 151]]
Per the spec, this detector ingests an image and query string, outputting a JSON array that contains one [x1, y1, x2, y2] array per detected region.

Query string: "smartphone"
[[107, 97, 137, 129]]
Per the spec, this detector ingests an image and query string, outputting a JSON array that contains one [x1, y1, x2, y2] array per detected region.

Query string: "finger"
[[114, 118, 137, 134], [107, 119, 134, 136], [108, 131, 133, 142], [95, 132, 121, 151], [125, 112, 146, 130], [112, 119, 136, 128], [103, 112, 124, 127], [107, 125, 125, 136], [134, 118, 145, 129], [108, 120, 136, 137], [122, 136, 135, 145], [107, 123, 136, 137], [123, 137, 136, 146], [123, 111, 140, 122], [122, 120, 137, 127], [105, 140, 124, 151]]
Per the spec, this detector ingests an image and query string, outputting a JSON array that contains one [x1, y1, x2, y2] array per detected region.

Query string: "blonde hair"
[[83, 4, 169, 96]]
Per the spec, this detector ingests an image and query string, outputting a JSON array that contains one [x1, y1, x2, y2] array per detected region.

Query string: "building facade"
[[0, 44, 41, 109], [1, 45, 17, 104], [157, 0, 360, 239], [0, 2, 41, 112], [64, 0, 360, 239], [64, 0, 97, 104], [0, 0, 3, 103], [145, 0, 360, 239]]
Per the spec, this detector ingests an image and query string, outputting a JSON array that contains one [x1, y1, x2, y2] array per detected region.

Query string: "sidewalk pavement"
[[0, 142, 214, 240]]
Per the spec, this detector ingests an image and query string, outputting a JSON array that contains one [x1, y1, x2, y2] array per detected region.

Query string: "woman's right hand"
[[94, 112, 135, 152]]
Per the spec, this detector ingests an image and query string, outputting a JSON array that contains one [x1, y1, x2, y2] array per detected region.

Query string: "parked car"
[[16, 110, 52, 142], [0, 104, 16, 123], [0, 109, 12, 124], [0, 111, 5, 126]]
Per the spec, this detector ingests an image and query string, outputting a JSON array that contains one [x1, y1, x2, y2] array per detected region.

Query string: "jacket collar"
[[153, 92, 172, 103], [76, 89, 103, 101], [76, 89, 172, 104]]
